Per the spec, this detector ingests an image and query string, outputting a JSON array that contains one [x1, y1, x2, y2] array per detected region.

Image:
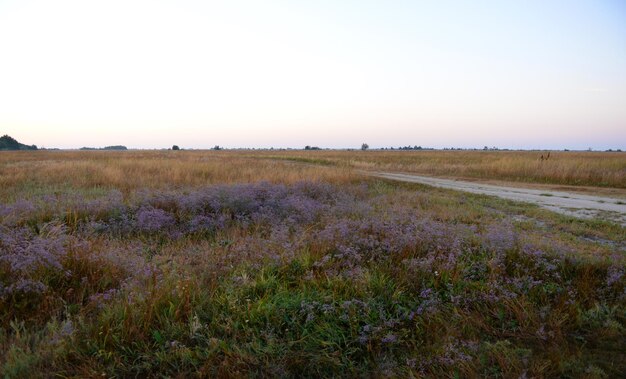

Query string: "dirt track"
[[370, 171, 626, 225]]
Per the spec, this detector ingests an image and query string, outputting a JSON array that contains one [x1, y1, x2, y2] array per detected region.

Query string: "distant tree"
[[361, 143, 369, 151], [0, 135, 37, 150], [213, 145, 221, 150], [172, 145, 180, 150], [103, 145, 127, 150], [304, 145, 311, 150]]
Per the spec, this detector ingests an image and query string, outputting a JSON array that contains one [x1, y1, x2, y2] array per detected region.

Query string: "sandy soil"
[[370, 171, 626, 225]]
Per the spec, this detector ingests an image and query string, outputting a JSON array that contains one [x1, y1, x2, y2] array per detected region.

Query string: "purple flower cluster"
[[136, 207, 175, 233], [2, 179, 624, 344], [311, 215, 476, 280], [0, 191, 126, 227], [482, 221, 517, 252], [0, 199, 36, 224], [607, 265, 623, 287], [0, 223, 67, 297], [92, 182, 337, 237]]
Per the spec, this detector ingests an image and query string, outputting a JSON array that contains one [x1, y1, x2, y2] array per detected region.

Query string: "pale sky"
[[0, 0, 625, 149]]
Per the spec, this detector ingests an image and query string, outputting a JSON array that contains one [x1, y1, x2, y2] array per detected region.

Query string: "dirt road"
[[370, 171, 626, 225]]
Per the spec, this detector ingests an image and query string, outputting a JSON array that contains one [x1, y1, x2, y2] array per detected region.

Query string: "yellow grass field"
[[257, 150, 626, 188], [0, 150, 356, 202], [1, 150, 625, 203]]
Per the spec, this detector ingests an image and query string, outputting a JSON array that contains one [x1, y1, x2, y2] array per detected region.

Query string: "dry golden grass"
[[258, 150, 626, 188], [0, 150, 357, 202], [2, 149, 624, 202]]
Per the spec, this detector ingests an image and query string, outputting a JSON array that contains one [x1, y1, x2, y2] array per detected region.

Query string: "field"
[[0, 151, 357, 202], [257, 150, 626, 189], [1, 150, 625, 378]]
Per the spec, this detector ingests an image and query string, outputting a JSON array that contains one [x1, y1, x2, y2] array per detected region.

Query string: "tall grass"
[[260, 150, 626, 188], [0, 150, 356, 202]]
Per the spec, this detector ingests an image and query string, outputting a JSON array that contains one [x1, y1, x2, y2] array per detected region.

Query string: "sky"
[[0, 0, 625, 150]]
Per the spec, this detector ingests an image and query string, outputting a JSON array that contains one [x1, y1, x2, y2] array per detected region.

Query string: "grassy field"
[[1, 151, 625, 377], [0, 150, 357, 202], [256, 150, 626, 189]]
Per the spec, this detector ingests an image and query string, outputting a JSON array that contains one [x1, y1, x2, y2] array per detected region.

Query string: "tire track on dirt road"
[[369, 171, 626, 225]]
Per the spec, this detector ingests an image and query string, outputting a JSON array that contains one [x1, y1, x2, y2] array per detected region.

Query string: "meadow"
[[0, 150, 625, 378], [0, 150, 357, 202], [257, 150, 626, 189]]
